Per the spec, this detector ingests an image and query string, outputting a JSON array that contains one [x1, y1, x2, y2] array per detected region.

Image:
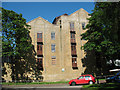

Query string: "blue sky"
[[2, 2, 95, 23]]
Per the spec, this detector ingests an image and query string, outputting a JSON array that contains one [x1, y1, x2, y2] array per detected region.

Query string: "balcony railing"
[[71, 50, 77, 55], [72, 63, 77, 68], [37, 50, 43, 55], [36, 58, 43, 70], [37, 38, 42, 42]]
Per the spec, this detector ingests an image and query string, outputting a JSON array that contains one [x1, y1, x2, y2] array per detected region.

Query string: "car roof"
[[81, 74, 92, 76]]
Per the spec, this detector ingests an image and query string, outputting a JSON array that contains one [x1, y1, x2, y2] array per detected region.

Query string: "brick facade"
[[27, 8, 90, 82]]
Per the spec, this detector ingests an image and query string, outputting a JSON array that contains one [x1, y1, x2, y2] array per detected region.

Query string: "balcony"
[[37, 45, 43, 56], [71, 45, 77, 55], [36, 58, 43, 70], [70, 28, 75, 32], [72, 63, 77, 68], [37, 38, 42, 43], [72, 58, 78, 69], [71, 50, 77, 55], [37, 50, 43, 55]]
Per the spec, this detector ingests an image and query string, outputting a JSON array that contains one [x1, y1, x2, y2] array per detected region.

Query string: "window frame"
[[82, 22, 85, 29], [70, 22, 74, 31], [51, 32, 55, 40], [37, 33, 42, 38], [51, 56, 56, 65], [51, 44, 56, 52], [71, 33, 75, 39], [78, 76, 84, 80]]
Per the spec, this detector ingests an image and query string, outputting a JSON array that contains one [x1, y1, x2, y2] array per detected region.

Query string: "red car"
[[69, 74, 96, 86]]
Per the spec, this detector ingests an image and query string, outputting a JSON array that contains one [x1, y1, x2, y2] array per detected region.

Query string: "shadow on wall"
[[81, 51, 111, 77]]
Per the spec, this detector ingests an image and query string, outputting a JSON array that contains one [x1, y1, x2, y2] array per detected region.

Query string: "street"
[[2, 84, 83, 90]]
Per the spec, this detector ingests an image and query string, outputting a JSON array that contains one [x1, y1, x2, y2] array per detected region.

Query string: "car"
[[69, 74, 96, 86], [106, 71, 120, 83]]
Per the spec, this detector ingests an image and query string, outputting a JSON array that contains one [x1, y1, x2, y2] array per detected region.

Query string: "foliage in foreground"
[[2, 8, 37, 81], [81, 2, 120, 74]]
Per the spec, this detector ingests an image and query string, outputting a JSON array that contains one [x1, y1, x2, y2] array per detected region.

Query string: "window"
[[40, 45, 42, 51], [51, 44, 55, 52], [52, 56, 56, 65], [70, 22, 74, 31], [37, 44, 42, 51], [51, 32, 55, 40], [71, 45, 76, 51], [78, 76, 84, 79], [82, 23, 85, 29], [37, 33, 42, 38], [72, 57, 78, 69], [85, 76, 92, 80], [59, 20, 61, 24], [37, 45, 39, 50], [71, 33, 75, 39], [36, 58, 43, 70], [72, 58, 77, 64]]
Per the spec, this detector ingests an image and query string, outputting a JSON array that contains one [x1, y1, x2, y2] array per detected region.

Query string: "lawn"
[[2, 81, 69, 85], [83, 83, 120, 90]]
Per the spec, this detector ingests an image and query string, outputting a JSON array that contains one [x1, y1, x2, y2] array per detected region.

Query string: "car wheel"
[[71, 82, 76, 86], [89, 81, 93, 85]]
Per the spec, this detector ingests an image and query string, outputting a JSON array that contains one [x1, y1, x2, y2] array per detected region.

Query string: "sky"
[[2, 2, 95, 23]]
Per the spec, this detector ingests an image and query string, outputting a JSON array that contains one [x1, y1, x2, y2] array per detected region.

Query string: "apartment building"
[[27, 8, 90, 82]]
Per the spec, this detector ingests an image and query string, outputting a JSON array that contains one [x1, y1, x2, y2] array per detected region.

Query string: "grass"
[[83, 83, 120, 90], [2, 79, 105, 85], [2, 81, 69, 85]]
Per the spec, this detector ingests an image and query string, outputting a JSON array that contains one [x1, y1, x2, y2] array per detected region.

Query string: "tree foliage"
[[2, 8, 36, 81], [81, 2, 120, 65]]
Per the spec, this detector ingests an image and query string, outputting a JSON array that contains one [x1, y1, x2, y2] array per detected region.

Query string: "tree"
[[81, 2, 120, 71], [2, 8, 36, 81]]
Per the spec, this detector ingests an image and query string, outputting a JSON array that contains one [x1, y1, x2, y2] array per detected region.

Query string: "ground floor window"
[[36, 58, 43, 70], [72, 57, 78, 69], [51, 56, 56, 65]]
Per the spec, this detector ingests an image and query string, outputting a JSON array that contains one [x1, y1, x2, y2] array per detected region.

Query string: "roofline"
[[27, 16, 52, 25], [52, 8, 89, 24], [52, 13, 68, 24], [27, 8, 89, 25]]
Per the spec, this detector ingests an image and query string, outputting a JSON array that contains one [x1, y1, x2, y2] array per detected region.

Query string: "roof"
[[52, 13, 68, 24], [52, 8, 89, 24], [27, 16, 52, 25], [27, 8, 88, 25]]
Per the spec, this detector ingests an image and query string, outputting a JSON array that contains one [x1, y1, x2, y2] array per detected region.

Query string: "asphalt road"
[[2, 84, 83, 90]]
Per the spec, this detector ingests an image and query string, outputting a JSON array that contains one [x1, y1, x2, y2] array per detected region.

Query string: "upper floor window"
[[37, 33, 42, 38], [37, 44, 43, 51], [51, 32, 55, 40], [82, 22, 85, 29], [71, 45, 76, 51], [70, 22, 74, 31], [71, 33, 75, 39], [51, 44, 55, 52]]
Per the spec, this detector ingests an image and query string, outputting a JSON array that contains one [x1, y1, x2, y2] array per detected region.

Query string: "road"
[[2, 84, 83, 90]]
